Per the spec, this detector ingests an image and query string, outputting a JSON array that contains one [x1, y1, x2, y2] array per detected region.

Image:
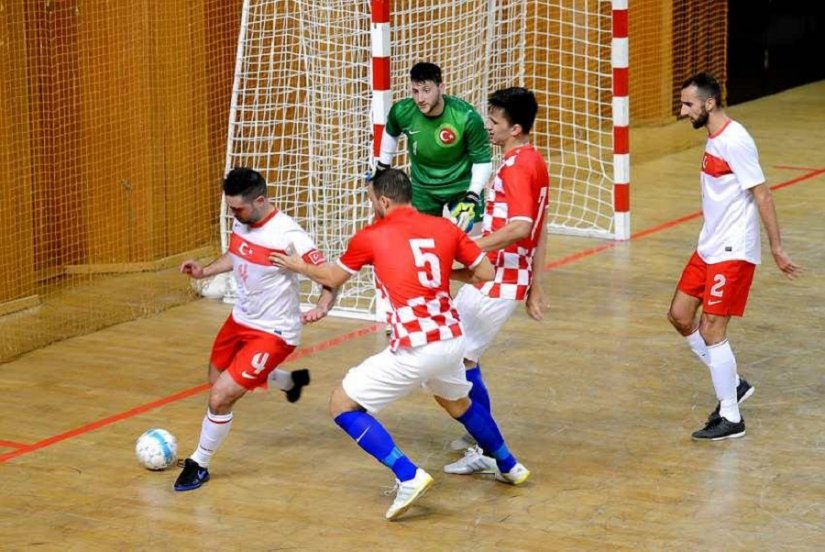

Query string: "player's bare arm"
[[475, 219, 532, 252], [180, 253, 233, 279], [751, 183, 802, 279], [451, 256, 494, 284], [270, 251, 352, 288], [302, 285, 339, 324], [525, 219, 548, 321]]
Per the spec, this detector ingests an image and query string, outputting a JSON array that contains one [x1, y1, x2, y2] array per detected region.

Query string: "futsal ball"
[[135, 428, 178, 471]]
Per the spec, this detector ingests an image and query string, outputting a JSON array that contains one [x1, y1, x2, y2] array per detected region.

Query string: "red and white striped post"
[[370, 0, 392, 162], [370, 1, 392, 321], [612, 0, 630, 240]]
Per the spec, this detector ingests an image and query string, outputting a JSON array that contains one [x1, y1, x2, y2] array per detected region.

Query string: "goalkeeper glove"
[[450, 191, 480, 233], [365, 161, 390, 183]]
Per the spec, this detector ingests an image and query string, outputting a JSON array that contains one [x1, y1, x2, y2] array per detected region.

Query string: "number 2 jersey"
[[697, 119, 765, 265], [478, 143, 550, 300], [336, 206, 485, 351], [228, 209, 325, 345]]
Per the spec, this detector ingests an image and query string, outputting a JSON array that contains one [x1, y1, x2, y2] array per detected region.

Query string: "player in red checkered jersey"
[[271, 169, 531, 521], [173, 168, 337, 492], [668, 73, 801, 441], [444, 87, 550, 474]]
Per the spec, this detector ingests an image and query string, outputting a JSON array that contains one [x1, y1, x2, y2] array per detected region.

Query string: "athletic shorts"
[[677, 251, 756, 317], [341, 337, 472, 413], [454, 284, 518, 362], [412, 184, 484, 223], [210, 315, 296, 390]]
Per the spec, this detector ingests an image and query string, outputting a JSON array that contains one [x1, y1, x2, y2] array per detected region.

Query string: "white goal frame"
[[217, 0, 629, 319]]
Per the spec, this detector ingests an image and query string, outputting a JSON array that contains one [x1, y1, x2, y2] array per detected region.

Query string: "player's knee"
[[435, 395, 470, 418], [208, 389, 236, 415], [666, 307, 691, 334], [698, 315, 727, 345], [328, 385, 355, 418]]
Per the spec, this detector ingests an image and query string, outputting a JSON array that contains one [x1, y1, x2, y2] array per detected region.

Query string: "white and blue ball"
[[135, 428, 178, 471]]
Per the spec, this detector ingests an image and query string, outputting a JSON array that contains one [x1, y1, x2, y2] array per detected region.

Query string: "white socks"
[[707, 340, 741, 423], [268, 368, 294, 391], [686, 330, 741, 386], [686, 330, 710, 366], [190, 410, 234, 468]]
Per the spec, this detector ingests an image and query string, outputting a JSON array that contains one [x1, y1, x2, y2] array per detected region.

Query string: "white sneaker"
[[495, 462, 530, 486], [448, 433, 477, 451], [385, 469, 434, 521], [443, 446, 496, 475]]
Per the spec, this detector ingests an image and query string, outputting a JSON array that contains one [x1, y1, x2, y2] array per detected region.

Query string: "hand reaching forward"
[[180, 260, 205, 279]]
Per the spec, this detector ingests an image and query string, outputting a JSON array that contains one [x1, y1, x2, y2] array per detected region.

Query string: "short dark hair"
[[223, 167, 267, 201], [487, 87, 539, 134], [681, 72, 723, 108], [371, 168, 412, 204], [410, 62, 442, 85]]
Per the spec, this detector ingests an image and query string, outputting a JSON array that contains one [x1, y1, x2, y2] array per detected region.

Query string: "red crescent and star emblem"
[[439, 127, 456, 145]]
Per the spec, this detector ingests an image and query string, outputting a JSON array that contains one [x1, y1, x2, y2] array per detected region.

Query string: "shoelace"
[[465, 448, 481, 458], [383, 481, 400, 496]]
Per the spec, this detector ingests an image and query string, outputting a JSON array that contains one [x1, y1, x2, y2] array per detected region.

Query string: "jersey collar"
[[383, 205, 417, 221], [249, 207, 279, 228]]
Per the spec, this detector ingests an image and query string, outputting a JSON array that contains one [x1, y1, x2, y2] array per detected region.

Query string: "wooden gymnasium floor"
[[2, 82, 824, 551]]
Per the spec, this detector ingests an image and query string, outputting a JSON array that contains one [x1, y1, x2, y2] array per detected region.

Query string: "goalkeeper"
[[374, 62, 492, 232]]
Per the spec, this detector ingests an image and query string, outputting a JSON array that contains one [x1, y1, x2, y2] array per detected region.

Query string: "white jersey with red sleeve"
[[697, 119, 765, 265], [336, 206, 485, 351], [228, 209, 325, 345], [478, 143, 550, 300]]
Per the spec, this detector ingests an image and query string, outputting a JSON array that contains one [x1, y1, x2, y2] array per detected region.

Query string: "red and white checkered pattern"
[[337, 206, 483, 350], [478, 246, 534, 300], [382, 287, 463, 352], [477, 144, 549, 301]]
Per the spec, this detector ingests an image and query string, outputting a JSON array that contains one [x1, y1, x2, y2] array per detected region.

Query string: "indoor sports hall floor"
[[2, 82, 824, 550]]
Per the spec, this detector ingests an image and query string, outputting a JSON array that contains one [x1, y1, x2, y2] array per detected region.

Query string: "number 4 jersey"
[[228, 208, 325, 345], [336, 206, 485, 351]]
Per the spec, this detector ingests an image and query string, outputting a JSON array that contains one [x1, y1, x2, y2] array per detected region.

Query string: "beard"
[[691, 108, 709, 129]]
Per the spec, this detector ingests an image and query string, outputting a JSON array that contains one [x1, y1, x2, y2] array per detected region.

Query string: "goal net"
[[221, 0, 618, 319], [0, 1, 240, 362]]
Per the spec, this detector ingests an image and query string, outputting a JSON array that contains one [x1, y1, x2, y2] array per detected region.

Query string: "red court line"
[[0, 439, 28, 449], [542, 166, 824, 271], [773, 165, 824, 172], [0, 323, 383, 464], [2, 167, 822, 464], [770, 168, 825, 191]]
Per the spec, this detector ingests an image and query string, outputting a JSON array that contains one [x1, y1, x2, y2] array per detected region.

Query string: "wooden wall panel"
[[0, 0, 35, 302], [629, 0, 673, 125], [77, 2, 142, 263], [204, 0, 245, 219]]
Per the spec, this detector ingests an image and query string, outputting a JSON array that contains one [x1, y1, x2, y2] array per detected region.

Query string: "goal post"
[[218, 0, 628, 319]]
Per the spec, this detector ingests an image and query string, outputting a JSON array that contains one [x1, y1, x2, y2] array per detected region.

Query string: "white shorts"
[[454, 284, 518, 363], [342, 337, 472, 414]]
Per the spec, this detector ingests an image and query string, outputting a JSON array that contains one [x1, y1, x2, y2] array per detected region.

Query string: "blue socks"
[[457, 401, 517, 473], [334, 410, 417, 482], [466, 364, 491, 413]]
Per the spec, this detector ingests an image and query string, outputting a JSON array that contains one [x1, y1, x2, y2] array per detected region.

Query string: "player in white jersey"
[[173, 167, 336, 491], [668, 73, 801, 441]]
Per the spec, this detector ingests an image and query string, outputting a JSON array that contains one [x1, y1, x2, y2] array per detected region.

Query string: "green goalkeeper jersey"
[[385, 96, 491, 191]]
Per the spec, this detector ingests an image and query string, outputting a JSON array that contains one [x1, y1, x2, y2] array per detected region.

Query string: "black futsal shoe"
[[174, 458, 210, 491], [692, 416, 746, 441], [284, 369, 310, 403]]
